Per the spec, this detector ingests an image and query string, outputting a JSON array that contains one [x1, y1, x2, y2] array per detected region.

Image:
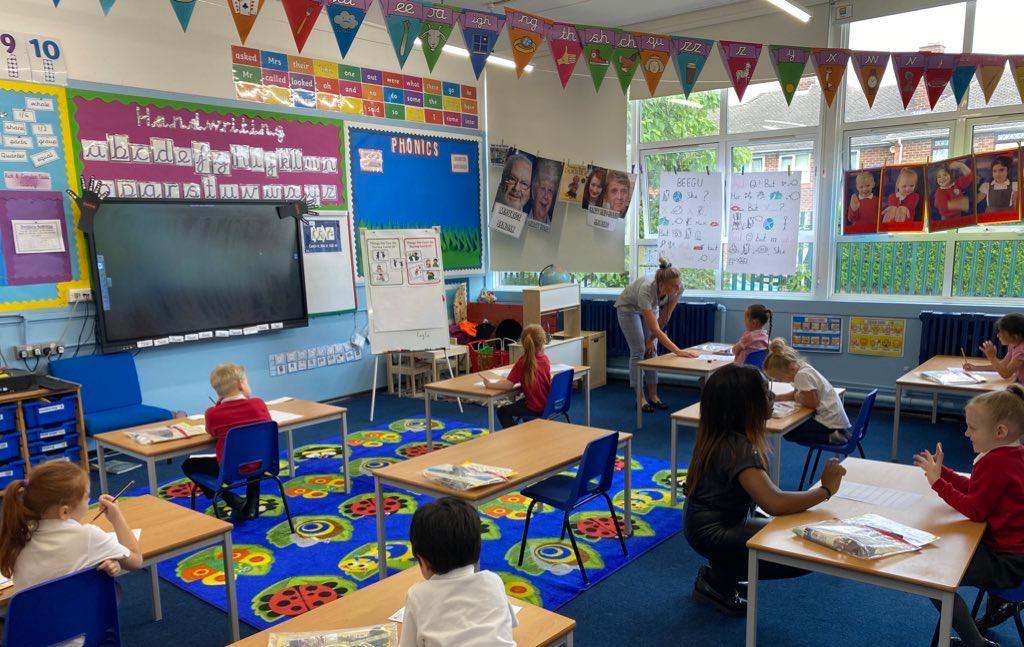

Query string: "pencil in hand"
[[90, 480, 134, 523]]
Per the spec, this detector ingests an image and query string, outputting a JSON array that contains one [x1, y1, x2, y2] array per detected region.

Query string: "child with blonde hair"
[[882, 167, 921, 223], [484, 324, 553, 428], [763, 338, 851, 445]]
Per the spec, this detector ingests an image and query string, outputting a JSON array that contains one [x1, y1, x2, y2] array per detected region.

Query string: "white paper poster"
[[657, 172, 723, 271], [11, 219, 64, 254], [726, 172, 801, 275]]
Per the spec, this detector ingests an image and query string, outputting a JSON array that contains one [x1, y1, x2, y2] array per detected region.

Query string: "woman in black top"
[[683, 364, 847, 614]]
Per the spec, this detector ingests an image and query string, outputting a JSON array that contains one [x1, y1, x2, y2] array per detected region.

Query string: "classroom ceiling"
[[460, 0, 744, 27]]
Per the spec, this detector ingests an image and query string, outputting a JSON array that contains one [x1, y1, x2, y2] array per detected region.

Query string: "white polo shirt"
[[12, 518, 130, 592], [399, 566, 517, 647]]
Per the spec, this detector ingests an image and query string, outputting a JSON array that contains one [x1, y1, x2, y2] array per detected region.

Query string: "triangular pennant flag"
[[923, 52, 959, 109], [52, 0, 60, 6], [634, 32, 672, 96], [768, 45, 811, 105], [950, 54, 978, 106], [811, 48, 849, 108], [670, 36, 713, 98], [612, 31, 640, 95], [379, 0, 423, 68], [505, 8, 550, 78], [1011, 56, 1024, 104], [717, 40, 762, 101], [325, 0, 371, 59], [850, 51, 889, 108], [580, 27, 617, 92], [169, 0, 198, 32], [282, 0, 323, 53], [975, 54, 1008, 104], [419, 3, 455, 72], [457, 8, 505, 78], [226, 0, 265, 44], [99, 0, 115, 15], [892, 52, 927, 109], [548, 22, 582, 89]]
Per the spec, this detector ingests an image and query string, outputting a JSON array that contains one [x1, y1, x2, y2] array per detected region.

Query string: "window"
[[640, 91, 720, 143], [972, 121, 1024, 153], [848, 127, 951, 169], [967, 1, 1024, 110], [728, 80, 821, 134]]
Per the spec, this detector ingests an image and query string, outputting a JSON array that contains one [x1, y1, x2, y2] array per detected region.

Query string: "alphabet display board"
[[361, 227, 448, 354]]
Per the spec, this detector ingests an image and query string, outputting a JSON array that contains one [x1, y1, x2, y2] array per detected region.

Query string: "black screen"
[[88, 200, 307, 350]]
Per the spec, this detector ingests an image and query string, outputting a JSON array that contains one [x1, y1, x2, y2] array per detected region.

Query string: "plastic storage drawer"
[[35, 446, 79, 466], [0, 460, 25, 488], [0, 432, 20, 462], [26, 421, 76, 445], [28, 438, 72, 461], [0, 404, 15, 433], [22, 394, 77, 428]]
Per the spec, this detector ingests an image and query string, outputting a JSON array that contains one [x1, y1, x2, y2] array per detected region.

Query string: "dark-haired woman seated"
[[683, 364, 847, 614]]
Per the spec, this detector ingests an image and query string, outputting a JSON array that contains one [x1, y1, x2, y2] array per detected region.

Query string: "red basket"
[[468, 338, 512, 372]]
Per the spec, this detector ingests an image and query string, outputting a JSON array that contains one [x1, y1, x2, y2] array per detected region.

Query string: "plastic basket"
[[468, 338, 514, 373]]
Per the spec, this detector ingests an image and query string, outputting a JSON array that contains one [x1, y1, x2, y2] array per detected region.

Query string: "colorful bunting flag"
[[670, 36, 713, 98], [325, 0, 372, 59], [419, 2, 455, 72], [52, 0, 60, 6], [548, 22, 582, 89], [380, 0, 423, 68], [634, 32, 672, 96], [1011, 56, 1024, 105], [923, 53, 959, 109], [99, 0, 116, 15], [282, 0, 322, 53], [892, 52, 926, 109], [581, 27, 617, 92], [612, 31, 640, 95], [851, 51, 889, 108], [226, 0, 265, 45], [950, 54, 978, 105], [811, 48, 849, 108], [169, 0, 198, 32], [975, 54, 1008, 104], [458, 8, 505, 79], [717, 40, 762, 101], [768, 45, 811, 105], [505, 8, 550, 78]]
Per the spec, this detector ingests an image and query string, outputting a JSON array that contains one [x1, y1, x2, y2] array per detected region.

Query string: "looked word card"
[[791, 315, 842, 354], [657, 171, 723, 271], [726, 172, 801, 275], [0, 32, 67, 86]]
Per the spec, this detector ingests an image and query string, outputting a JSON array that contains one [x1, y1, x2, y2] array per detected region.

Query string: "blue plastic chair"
[[796, 390, 877, 490], [744, 349, 768, 368], [4, 568, 120, 646], [189, 421, 295, 532], [930, 582, 1024, 645], [516, 431, 626, 586], [514, 369, 574, 424]]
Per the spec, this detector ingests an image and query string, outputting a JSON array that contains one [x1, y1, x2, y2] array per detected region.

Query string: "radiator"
[[918, 311, 1004, 364], [582, 299, 719, 357]]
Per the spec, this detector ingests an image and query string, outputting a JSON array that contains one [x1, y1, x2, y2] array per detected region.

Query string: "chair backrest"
[[848, 389, 878, 447], [572, 432, 619, 501], [48, 352, 142, 414], [542, 369, 574, 418], [744, 349, 768, 369], [4, 568, 120, 646], [219, 420, 280, 485]]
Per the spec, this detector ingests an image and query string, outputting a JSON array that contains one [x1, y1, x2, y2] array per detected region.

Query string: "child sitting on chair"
[[483, 324, 552, 429], [182, 363, 270, 520], [400, 497, 517, 646]]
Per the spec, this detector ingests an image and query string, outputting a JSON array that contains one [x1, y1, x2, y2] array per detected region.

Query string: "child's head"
[[963, 385, 1024, 455], [210, 363, 250, 399], [0, 462, 90, 577], [519, 324, 546, 388], [995, 313, 1024, 345], [654, 257, 682, 300], [762, 337, 803, 382], [991, 156, 1012, 183], [408, 497, 481, 578], [745, 304, 773, 336], [855, 171, 875, 195], [896, 168, 918, 196]]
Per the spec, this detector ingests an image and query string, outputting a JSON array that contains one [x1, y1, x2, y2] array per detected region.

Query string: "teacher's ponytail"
[[654, 257, 681, 287]]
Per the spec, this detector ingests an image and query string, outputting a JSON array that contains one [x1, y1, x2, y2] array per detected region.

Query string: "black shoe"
[[639, 402, 654, 412], [976, 598, 1022, 630], [221, 491, 245, 513], [948, 638, 1000, 647], [650, 400, 669, 410], [692, 566, 746, 616]]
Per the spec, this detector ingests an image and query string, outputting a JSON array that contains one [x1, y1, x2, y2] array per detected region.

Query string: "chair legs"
[[809, 449, 823, 488], [601, 492, 628, 557], [967, 590, 1024, 643], [189, 484, 197, 511], [798, 449, 814, 490], [270, 475, 296, 534], [857, 443, 866, 459], [563, 512, 589, 586], [517, 500, 538, 567], [562, 413, 571, 423]]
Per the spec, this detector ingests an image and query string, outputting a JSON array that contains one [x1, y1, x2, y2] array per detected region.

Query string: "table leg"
[[936, 590, 954, 647], [635, 369, 643, 430], [932, 392, 939, 424], [771, 433, 782, 485], [97, 443, 109, 494], [566, 633, 574, 647], [341, 413, 350, 493], [424, 392, 433, 452], [745, 550, 759, 646], [149, 565, 162, 621], [584, 371, 591, 427], [222, 530, 240, 643], [286, 428, 295, 478], [892, 384, 903, 462], [624, 438, 633, 535], [375, 477, 387, 582], [670, 418, 678, 506], [487, 401, 496, 433], [146, 458, 158, 496]]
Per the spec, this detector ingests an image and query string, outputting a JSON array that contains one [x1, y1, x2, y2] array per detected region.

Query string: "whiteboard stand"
[[368, 347, 463, 422]]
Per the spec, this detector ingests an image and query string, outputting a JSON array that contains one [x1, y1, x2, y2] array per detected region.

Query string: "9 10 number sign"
[[0, 32, 67, 85]]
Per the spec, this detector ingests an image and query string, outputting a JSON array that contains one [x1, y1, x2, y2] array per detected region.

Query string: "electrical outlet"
[[14, 341, 64, 360], [68, 288, 93, 303]]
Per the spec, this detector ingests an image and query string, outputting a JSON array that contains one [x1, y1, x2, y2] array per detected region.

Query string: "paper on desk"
[[694, 342, 733, 353], [189, 453, 215, 459], [550, 363, 575, 374], [266, 397, 293, 405], [270, 410, 303, 424], [187, 414, 204, 421], [696, 354, 730, 362], [836, 482, 921, 509], [132, 528, 142, 540], [972, 371, 1002, 381], [389, 604, 523, 623], [771, 402, 797, 418]]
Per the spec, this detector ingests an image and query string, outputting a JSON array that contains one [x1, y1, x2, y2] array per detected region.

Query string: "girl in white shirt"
[[0, 462, 143, 592], [763, 338, 852, 446]]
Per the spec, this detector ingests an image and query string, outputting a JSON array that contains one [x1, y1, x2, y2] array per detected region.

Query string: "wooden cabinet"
[[581, 331, 607, 388]]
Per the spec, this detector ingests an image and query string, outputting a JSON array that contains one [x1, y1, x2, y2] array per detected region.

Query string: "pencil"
[[90, 479, 134, 523], [961, 348, 976, 378]]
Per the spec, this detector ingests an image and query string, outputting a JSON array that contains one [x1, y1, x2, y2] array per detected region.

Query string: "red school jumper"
[[204, 397, 272, 463]]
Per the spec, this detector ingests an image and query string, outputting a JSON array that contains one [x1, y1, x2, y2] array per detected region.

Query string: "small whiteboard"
[[302, 214, 357, 315], [361, 227, 448, 354]]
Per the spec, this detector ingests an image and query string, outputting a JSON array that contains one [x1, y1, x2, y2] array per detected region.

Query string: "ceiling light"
[[414, 38, 533, 72], [763, 0, 811, 23]]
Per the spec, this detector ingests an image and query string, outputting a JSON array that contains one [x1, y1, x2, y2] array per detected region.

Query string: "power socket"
[[68, 288, 93, 303], [14, 341, 64, 360]]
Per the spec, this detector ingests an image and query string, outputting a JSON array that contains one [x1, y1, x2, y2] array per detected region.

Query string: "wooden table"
[[892, 356, 1012, 460], [94, 398, 348, 495], [745, 458, 985, 647], [423, 364, 591, 445], [228, 566, 576, 647], [669, 385, 846, 501], [634, 349, 732, 429], [370, 419, 632, 581], [94, 495, 240, 642]]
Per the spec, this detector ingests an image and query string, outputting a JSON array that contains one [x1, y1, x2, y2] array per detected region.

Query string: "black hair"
[[746, 304, 774, 338], [992, 155, 1013, 171], [408, 497, 481, 574], [996, 313, 1024, 340]]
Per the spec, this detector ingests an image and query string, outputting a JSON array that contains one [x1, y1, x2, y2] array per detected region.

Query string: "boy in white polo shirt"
[[400, 497, 517, 647]]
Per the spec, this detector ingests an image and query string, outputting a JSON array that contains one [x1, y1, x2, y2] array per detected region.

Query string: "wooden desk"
[[94, 495, 240, 642], [745, 458, 985, 647], [634, 349, 732, 429], [229, 566, 576, 647], [892, 356, 1012, 460], [94, 398, 348, 495], [423, 364, 591, 444], [370, 419, 632, 581]]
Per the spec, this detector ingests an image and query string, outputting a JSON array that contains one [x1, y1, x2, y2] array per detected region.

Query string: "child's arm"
[[915, 444, 1000, 522], [95, 496, 143, 573], [397, 595, 418, 647], [979, 340, 1019, 379], [737, 457, 845, 516], [939, 465, 971, 493], [481, 374, 515, 390], [793, 388, 820, 410]]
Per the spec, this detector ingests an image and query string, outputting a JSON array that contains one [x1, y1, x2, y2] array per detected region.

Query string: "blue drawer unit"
[[0, 432, 20, 462], [26, 421, 76, 445], [0, 405, 15, 433], [35, 447, 79, 466], [29, 438, 72, 461], [0, 460, 25, 487], [23, 394, 77, 428]]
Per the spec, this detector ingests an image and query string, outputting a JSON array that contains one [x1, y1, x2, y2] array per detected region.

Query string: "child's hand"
[[962, 362, 976, 372], [850, 195, 860, 211], [97, 494, 124, 522], [912, 443, 944, 485], [820, 458, 846, 494], [980, 340, 997, 360], [97, 559, 122, 577]]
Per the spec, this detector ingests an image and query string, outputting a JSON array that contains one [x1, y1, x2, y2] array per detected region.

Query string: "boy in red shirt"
[[482, 325, 552, 428], [914, 385, 1024, 646], [846, 171, 880, 231], [182, 363, 271, 520], [932, 160, 974, 221]]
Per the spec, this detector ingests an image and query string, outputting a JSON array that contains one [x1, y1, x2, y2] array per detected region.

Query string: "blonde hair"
[[519, 324, 546, 389], [210, 362, 247, 398], [966, 384, 1024, 440], [0, 462, 89, 577], [762, 337, 803, 373], [654, 257, 681, 289]]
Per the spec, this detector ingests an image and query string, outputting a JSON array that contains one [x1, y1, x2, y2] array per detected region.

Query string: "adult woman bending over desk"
[[684, 364, 847, 614], [614, 258, 695, 412]]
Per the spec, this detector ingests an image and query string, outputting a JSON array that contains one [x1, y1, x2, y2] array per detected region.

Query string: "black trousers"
[[181, 456, 260, 504], [685, 512, 808, 589], [497, 399, 539, 429], [784, 417, 847, 444]]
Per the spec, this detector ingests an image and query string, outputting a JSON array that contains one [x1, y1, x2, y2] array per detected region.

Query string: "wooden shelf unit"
[[0, 378, 87, 488]]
